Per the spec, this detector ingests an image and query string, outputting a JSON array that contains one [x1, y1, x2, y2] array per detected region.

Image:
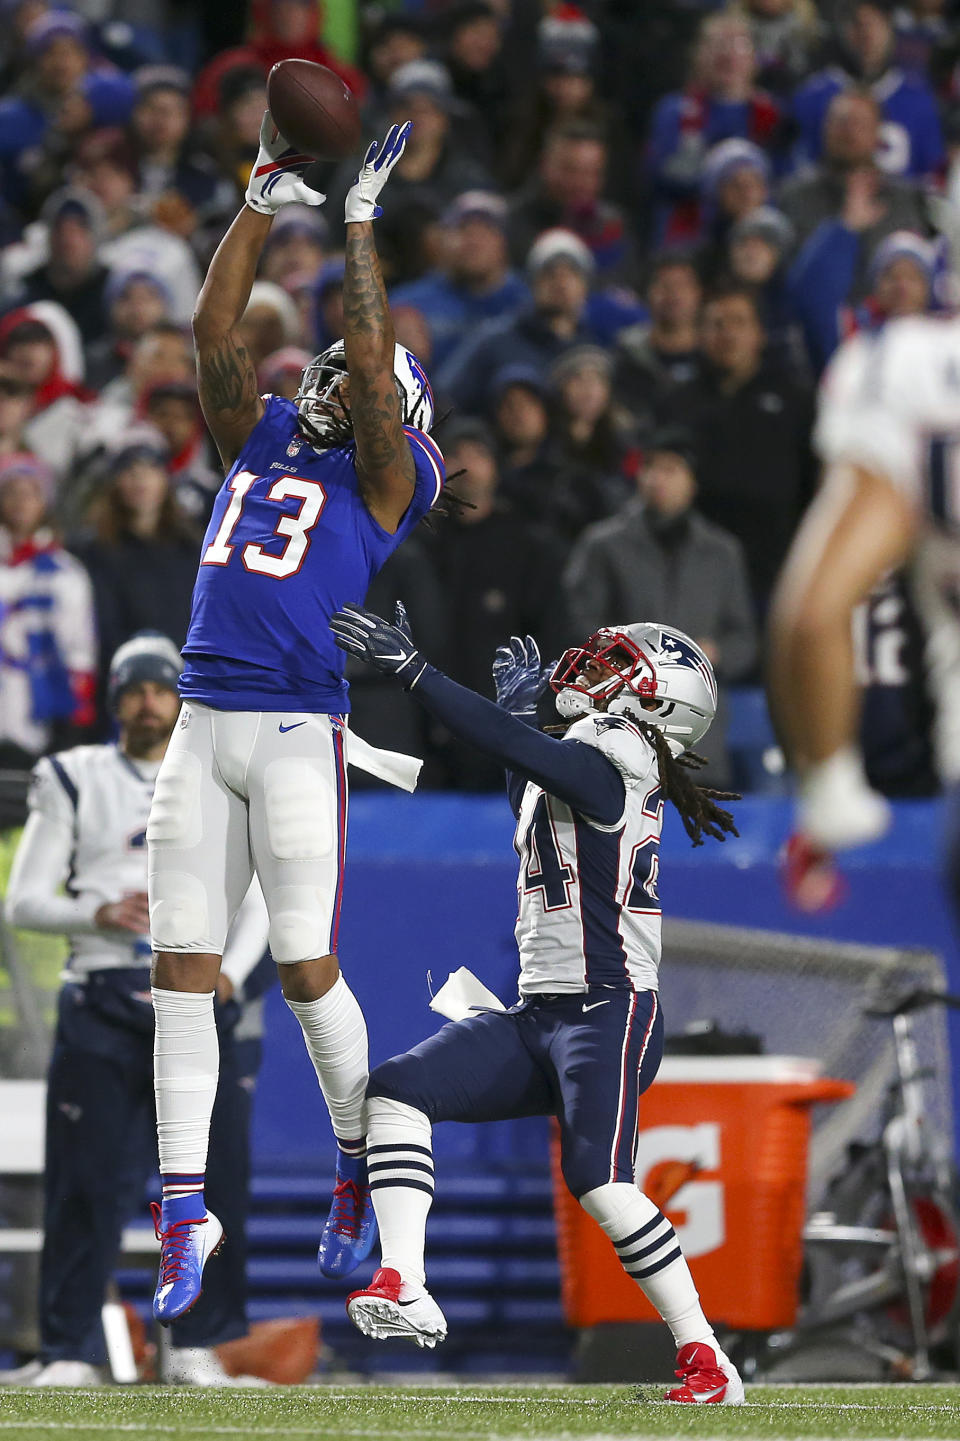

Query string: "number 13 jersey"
[[513, 714, 663, 997], [181, 394, 445, 714]]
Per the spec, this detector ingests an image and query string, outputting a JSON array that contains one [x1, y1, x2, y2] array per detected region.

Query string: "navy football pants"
[[40, 976, 256, 1364], [368, 988, 663, 1199]]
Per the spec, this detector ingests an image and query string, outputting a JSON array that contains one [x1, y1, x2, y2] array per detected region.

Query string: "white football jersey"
[[513, 714, 662, 996], [26, 744, 160, 973], [816, 317, 960, 779]]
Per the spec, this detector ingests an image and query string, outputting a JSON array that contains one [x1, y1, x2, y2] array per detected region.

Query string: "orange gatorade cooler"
[[553, 1056, 854, 1331]]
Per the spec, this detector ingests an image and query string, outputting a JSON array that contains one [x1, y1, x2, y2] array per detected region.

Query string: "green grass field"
[[1, 1384, 960, 1441]]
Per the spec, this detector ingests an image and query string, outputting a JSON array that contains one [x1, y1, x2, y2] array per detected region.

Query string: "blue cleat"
[[150, 1201, 224, 1326], [317, 1150, 377, 1279]]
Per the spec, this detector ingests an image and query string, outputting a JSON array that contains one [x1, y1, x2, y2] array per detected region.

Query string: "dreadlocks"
[[635, 719, 740, 848]]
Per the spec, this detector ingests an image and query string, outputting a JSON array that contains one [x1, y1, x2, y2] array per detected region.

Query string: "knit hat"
[[442, 190, 508, 232], [104, 269, 174, 310], [729, 205, 795, 257], [527, 228, 595, 278], [549, 344, 613, 387], [869, 231, 936, 286], [702, 139, 771, 201], [0, 452, 56, 503]]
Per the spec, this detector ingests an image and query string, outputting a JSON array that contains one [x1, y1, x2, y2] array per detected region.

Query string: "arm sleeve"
[[413, 668, 625, 824], [220, 876, 271, 995], [5, 809, 100, 934]]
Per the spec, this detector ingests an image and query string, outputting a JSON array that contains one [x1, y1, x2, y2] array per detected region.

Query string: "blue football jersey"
[[180, 395, 445, 712]]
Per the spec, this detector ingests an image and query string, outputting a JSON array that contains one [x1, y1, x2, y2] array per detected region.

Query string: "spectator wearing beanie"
[[724, 205, 799, 371], [699, 138, 772, 267], [0, 452, 97, 766], [130, 65, 233, 218], [85, 270, 174, 391], [19, 190, 111, 347], [563, 427, 756, 785], [390, 192, 528, 368], [789, 226, 939, 374]]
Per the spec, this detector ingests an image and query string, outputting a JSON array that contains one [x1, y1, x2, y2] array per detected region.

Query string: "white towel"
[[343, 727, 422, 793]]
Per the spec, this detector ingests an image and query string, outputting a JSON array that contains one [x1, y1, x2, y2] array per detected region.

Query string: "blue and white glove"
[[344, 121, 411, 224], [492, 635, 551, 721], [330, 601, 430, 688], [245, 112, 326, 216]]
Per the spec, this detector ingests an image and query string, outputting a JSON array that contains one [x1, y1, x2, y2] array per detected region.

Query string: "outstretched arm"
[[343, 123, 417, 534], [194, 113, 325, 469], [192, 206, 269, 469], [330, 604, 625, 824]]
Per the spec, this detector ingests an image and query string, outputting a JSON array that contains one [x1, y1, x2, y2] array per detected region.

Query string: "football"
[[266, 59, 362, 161]]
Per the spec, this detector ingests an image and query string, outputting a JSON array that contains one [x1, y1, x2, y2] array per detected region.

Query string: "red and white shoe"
[[665, 1341, 744, 1404], [347, 1267, 447, 1349], [782, 831, 846, 913]]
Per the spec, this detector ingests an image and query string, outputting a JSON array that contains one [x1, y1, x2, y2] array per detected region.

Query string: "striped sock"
[[580, 1182, 716, 1350], [337, 1136, 366, 1161], [160, 1173, 205, 1224], [365, 1096, 434, 1290]]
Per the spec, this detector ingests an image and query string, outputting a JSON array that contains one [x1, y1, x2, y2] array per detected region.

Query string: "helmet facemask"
[[295, 341, 435, 451], [550, 632, 658, 722]]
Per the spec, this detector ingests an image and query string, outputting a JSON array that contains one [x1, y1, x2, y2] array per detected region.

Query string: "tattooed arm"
[[192, 206, 270, 469], [343, 219, 416, 533]]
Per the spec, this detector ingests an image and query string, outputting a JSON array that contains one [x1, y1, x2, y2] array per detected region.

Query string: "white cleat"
[[0, 1359, 44, 1385], [163, 1346, 270, 1387], [347, 1267, 447, 1349], [665, 1340, 744, 1405], [29, 1360, 104, 1387]]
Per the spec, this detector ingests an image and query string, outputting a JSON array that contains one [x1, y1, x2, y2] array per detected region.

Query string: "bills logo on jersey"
[[658, 632, 718, 706]]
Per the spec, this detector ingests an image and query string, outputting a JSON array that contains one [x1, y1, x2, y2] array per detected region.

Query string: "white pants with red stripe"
[[147, 702, 348, 963]]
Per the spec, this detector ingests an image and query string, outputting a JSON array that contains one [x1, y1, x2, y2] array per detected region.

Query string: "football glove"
[[245, 112, 326, 216], [330, 601, 430, 688], [344, 121, 411, 224], [492, 635, 551, 720]]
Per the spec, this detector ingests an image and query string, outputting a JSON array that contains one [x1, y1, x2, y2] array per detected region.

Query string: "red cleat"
[[782, 831, 847, 913], [665, 1340, 744, 1404]]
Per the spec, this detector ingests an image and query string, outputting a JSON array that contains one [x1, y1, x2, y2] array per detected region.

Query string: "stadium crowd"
[[0, 0, 953, 792]]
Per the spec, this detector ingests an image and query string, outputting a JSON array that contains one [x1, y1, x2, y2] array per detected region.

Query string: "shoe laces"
[[151, 1201, 206, 1285], [328, 1177, 364, 1237]]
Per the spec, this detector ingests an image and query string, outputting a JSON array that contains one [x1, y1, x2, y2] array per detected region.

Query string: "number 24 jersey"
[[513, 714, 663, 997]]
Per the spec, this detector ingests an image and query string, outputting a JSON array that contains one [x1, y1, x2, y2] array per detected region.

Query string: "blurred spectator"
[[85, 269, 173, 390], [130, 65, 232, 221], [69, 437, 200, 688], [0, 305, 93, 479], [202, 63, 269, 204], [441, 1, 512, 154], [507, 121, 636, 278], [700, 138, 772, 266], [260, 204, 328, 286], [142, 379, 221, 526], [492, 364, 552, 480], [730, 0, 824, 95], [239, 280, 303, 369], [541, 345, 635, 543], [0, 452, 96, 766], [438, 229, 637, 415], [0, 12, 136, 210], [790, 224, 937, 373], [778, 88, 932, 255], [613, 252, 705, 436], [313, 260, 345, 350], [563, 427, 757, 782], [362, 13, 429, 105], [68, 127, 202, 324], [663, 284, 815, 613], [247, 0, 366, 101], [328, 61, 491, 249], [893, 0, 951, 77], [649, 12, 782, 245], [498, 13, 616, 193], [90, 322, 195, 465], [0, 364, 36, 460], [426, 418, 569, 788], [390, 191, 528, 369], [392, 304, 434, 367], [725, 205, 799, 367], [792, 0, 944, 179], [19, 189, 110, 346]]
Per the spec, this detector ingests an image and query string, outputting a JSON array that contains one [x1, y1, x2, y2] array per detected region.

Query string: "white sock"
[[365, 1096, 434, 1291], [580, 1182, 717, 1352], [285, 975, 368, 1145], [152, 987, 219, 1178]]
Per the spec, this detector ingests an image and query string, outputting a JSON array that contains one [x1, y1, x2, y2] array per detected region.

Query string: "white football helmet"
[[295, 340, 435, 447], [550, 622, 718, 756]]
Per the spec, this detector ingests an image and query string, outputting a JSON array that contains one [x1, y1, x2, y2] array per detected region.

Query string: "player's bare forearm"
[[193, 206, 270, 465], [768, 464, 916, 769], [344, 220, 415, 521]]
